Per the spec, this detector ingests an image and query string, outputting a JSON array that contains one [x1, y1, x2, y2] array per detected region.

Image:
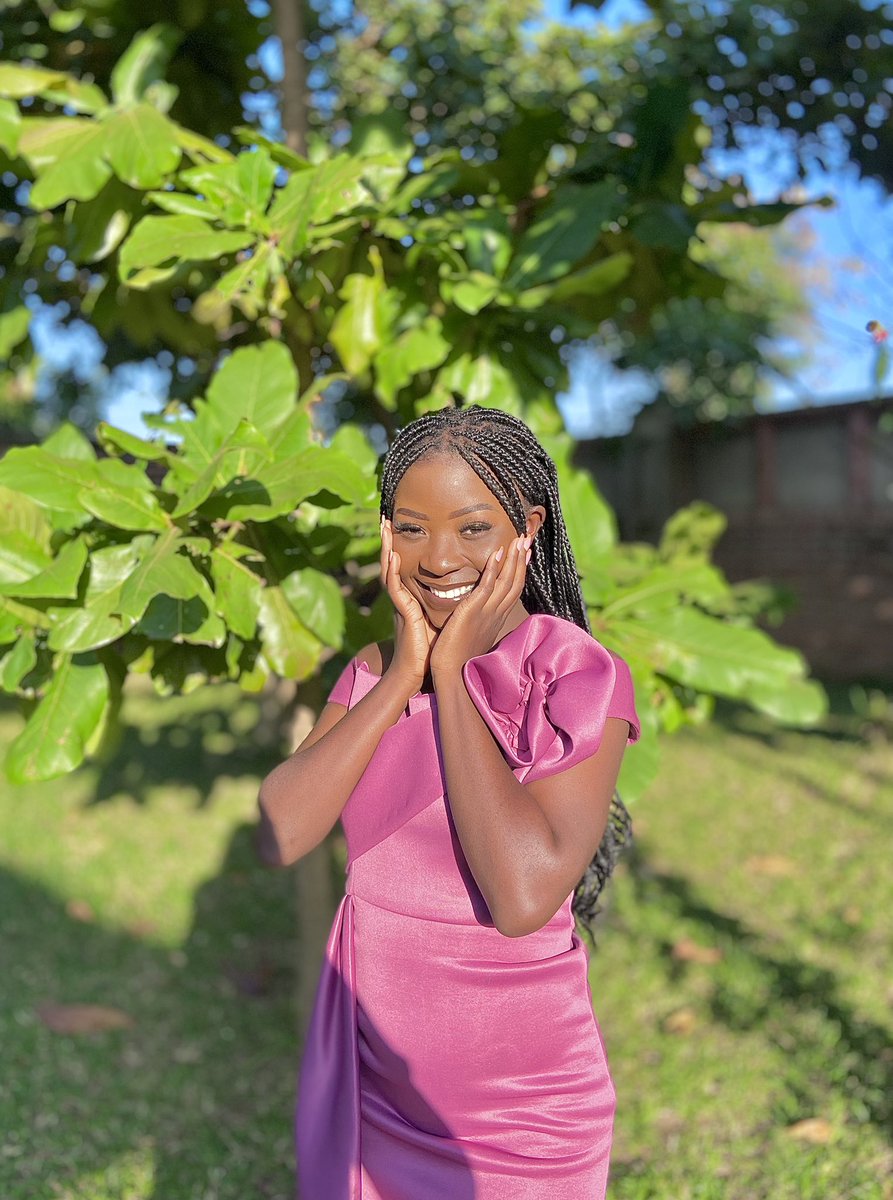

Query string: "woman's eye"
[[461, 523, 492, 535], [394, 523, 423, 535]]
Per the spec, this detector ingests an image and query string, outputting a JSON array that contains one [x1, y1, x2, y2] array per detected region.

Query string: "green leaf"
[[207, 341, 297, 435], [329, 252, 401, 375], [179, 148, 276, 228], [281, 567, 345, 648], [441, 271, 501, 315], [0, 485, 51, 551], [0, 445, 99, 510], [257, 587, 321, 680], [78, 484, 169, 532], [209, 544, 263, 641], [0, 306, 30, 359], [4, 652, 109, 783], [610, 608, 826, 724], [110, 24, 182, 107], [545, 435, 617, 563], [0, 64, 67, 98], [65, 177, 138, 264], [515, 252, 633, 309], [42, 421, 97, 461], [136, 590, 226, 647], [461, 211, 513, 277], [269, 155, 376, 257], [201, 447, 371, 522], [145, 190, 222, 220], [0, 530, 51, 588], [46, 543, 142, 652], [503, 181, 623, 291], [20, 118, 112, 209], [169, 420, 271, 518], [374, 317, 450, 408], [103, 104, 182, 189], [0, 636, 37, 692], [599, 564, 728, 619], [0, 536, 87, 599], [117, 530, 212, 622], [95, 422, 170, 461], [118, 215, 254, 284], [0, 98, 21, 155], [435, 352, 519, 411]]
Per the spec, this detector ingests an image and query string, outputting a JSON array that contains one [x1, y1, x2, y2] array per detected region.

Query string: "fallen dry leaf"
[[785, 1117, 834, 1144], [671, 938, 724, 965], [36, 1003, 135, 1034], [663, 1007, 699, 1035], [65, 899, 95, 923], [744, 854, 798, 877]]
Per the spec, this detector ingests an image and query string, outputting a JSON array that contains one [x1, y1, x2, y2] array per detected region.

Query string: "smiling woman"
[[256, 405, 640, 1199]]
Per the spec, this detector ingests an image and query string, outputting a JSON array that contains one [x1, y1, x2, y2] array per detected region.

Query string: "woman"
[[257, 405, 640, 1200]]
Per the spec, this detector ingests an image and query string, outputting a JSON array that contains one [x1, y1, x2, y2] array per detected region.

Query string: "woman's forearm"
[[257, 671, 414, 867], [432, 669, 562, 936]]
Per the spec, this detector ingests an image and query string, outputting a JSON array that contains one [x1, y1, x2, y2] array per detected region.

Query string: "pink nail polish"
[[495, 546, 505, 562], [525, 548, 531, 564]]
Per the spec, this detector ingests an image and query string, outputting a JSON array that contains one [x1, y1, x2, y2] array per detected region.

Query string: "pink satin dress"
[[295, 612, 640, 1200]]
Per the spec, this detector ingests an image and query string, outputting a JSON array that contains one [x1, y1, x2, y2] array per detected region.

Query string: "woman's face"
[[390, 453, 545, 629]]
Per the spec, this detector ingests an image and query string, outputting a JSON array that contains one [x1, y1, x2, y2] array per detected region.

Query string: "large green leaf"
[[21, 117, 112, 209], [281, 567, 345, 648], [257, 587, 322, 680], [109, 24, 181, 108], [95, 422, 170, 462], [200, 447, 371, 522], [206, 342, 298, 437], [103, 104, 182, 189], [503, 180, 623, 291], [0, 306, 30, 359], [0, 536, 87, 599], [610, 608, 826, 724], [0, 98, 20, 155], [117, 530, 214, 622], [179, 147, 277, 229], [0, 636, 37, 692], [329, 250, 401, 375], [0, 530, 51, 587], [209, 544, 263, 641], [4, 652, 109, 783], [0, 446, 99, 511], [117, 215, 254, 285], [46, 542, 143, 652], [269, 155, 377, 257], [0, 485, 51, 552], [514, 252, 634, 309], [169, 420, 271, 518], [374, 317, 450, 408]]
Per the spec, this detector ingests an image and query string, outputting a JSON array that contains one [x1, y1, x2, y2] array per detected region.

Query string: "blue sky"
[[77, 0, 889, 438]]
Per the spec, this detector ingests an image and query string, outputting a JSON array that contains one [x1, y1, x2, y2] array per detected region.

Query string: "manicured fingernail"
[[524, 534, 533, 549], [495, 546, 505, 562], [525, 548, 532, 564]]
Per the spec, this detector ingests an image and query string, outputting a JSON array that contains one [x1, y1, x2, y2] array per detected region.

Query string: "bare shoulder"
[[355, 639, 395, 676]]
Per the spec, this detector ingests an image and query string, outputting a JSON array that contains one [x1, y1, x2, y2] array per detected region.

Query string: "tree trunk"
[[284, 679, 339, 1045], [271, 0, 309, 155]]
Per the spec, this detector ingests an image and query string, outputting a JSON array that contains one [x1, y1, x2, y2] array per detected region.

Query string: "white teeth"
[[426, 583, 475, 599]]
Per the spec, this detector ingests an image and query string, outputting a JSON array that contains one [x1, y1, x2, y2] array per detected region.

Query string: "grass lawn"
[[1, 679, 891, 1199]]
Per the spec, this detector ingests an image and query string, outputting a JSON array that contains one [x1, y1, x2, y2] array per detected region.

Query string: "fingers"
[[491, 533, 531, 612]]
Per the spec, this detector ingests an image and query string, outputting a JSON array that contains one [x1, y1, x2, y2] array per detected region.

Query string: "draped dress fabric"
[[295, 612, 640, 1200]]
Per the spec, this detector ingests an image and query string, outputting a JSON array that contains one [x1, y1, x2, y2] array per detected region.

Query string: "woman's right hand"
[[380, 515, 436, 695]]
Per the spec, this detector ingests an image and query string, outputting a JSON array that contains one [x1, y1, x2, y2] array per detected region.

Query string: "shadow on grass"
[[2, 823, 299, 1199], [624, 845, 893, 1142]]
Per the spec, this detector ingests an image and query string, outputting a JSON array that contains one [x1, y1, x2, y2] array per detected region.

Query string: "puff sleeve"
[[461, 613, 640, 785], [326, 657, 357, 707]]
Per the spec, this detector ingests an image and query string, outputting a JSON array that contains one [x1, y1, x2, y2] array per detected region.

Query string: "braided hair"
[[378, 405, 633, 934]]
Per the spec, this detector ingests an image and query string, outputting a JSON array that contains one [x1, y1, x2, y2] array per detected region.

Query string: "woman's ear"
[[524, 505, 546, 540]]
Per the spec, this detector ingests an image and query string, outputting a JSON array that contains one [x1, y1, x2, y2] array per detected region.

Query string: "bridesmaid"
[[258, 404, 640, 1199]]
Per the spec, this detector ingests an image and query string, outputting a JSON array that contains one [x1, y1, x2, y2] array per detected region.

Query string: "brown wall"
[[576, 399, 893, 682]]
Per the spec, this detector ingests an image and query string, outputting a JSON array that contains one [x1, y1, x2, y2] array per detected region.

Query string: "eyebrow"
[[394, 503, 498, 520]]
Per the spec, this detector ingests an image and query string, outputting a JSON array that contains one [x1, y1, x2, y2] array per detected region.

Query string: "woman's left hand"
[[429, 533, 531, 680]]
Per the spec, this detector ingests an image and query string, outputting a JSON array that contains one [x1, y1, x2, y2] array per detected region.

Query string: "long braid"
[[378, 405, 633, 936]]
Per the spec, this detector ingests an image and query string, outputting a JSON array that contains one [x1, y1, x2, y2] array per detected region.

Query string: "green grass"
[[1, 681, 892, 1199]]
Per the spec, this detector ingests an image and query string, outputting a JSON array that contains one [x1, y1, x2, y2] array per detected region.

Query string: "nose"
[[419, 530, 464, 578]]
